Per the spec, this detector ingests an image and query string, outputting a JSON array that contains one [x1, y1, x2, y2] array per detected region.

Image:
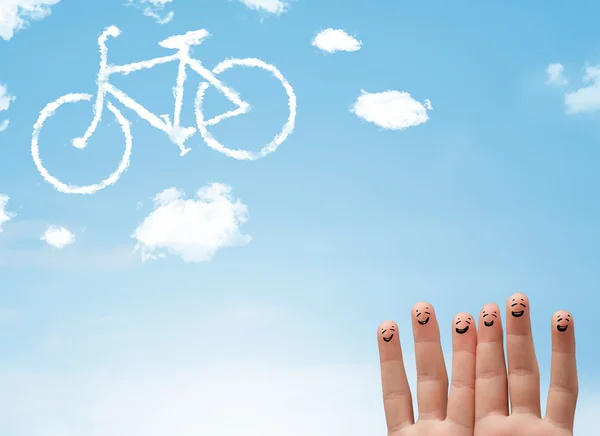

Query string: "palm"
[[475, 415, 574, 436], [391, 420, 472, 436]]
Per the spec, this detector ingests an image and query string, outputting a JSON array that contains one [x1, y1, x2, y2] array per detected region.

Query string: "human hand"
[[377, 294, 578, 436], [378, 303, 476, 435], [474, 293, 577, 436]]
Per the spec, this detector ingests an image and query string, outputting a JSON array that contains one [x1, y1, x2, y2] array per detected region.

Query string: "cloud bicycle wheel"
[[31, 93, 133, 194], [194, 57, 296, 161]]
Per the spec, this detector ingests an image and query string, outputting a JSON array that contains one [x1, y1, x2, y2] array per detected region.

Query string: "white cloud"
[[132, 183, 251, 263], [239, 0, 288, 15], [351, 90, 433, 130], [0, 84, 15, 111], [564, 65, 600, 114], [0, 0, 61, 40], [126, 0, 174, 24], [41, 225, 75, 248], [0, 83, 16, 131], [0, 194, 15, 232], [546, 63, 568, 86], [312, 28, 361, 53]]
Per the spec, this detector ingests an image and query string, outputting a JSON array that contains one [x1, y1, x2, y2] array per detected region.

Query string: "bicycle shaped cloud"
[[31, 25, 297, 194]]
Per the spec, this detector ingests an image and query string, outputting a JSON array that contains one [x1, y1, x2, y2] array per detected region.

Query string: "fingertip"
[[412, 302, 434, 327], [378, 320, 398, 340], [480, 303, 501, 329], [552, 310, 574, 335], [453, 312, 476, 336], [378, 320, 402, 361], [378, 319, 396, 331], [507, 292, 529, 306], [552, 309, 572, 319], [482, 302, 500, 312], [412, 301, 433, 311], [507, 293, 530, 321], [453, 311, 473, 321]]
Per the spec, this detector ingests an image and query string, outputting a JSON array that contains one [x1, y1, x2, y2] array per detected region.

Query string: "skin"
[[474, 294, 578, 436], [378, 303, 476, 436], [378, 294, 578, 436], [482, 308, 498, 327], [455, 315, 473, 334]]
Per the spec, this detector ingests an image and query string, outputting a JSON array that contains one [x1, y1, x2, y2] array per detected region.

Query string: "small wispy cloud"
[[546, 63, 568, 87], [351, 90, 433, 130], [312, 29, 361, 54], [0, 84, 16, 132], [564, 65, 600, 115], [0, 194, 15, 232], [41, 225, 75, 248], [132, 183, 251, 263], [0, 0, 61, 41], [126, 0, 174, 24], [239, 0, 288, 15]]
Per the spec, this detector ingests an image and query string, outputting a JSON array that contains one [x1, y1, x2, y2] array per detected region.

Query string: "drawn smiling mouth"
[[383, 334, 394, 342], [455, 326, 469, 334], [557, 325, 568, 332], [484, 320, 494, 327], [511, 310, 524, 317], [417, 317, 430, 325]]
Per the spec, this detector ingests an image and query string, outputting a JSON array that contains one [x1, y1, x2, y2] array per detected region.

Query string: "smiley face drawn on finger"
[[415, 307, 431, 325], [510, 298, 527, 317], [455, 316, 472, 334], [482, 310, 498, 327], [380, 325, 396, 342], [556, 313, 571, 332]]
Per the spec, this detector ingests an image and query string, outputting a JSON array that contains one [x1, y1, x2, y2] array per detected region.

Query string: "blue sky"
[[1, 0, 600, 434]]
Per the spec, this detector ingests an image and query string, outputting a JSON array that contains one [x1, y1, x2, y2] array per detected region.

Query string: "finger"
[[506, 292, 541, 416], [412, 302, 448, 421], [378, 320, 414, 432], [475, 303, 509, 421], [446, 312, 477, 430], [545, 310, 578, 432]]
